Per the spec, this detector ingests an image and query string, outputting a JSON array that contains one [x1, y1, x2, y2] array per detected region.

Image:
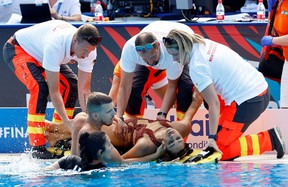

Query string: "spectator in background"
[[35, 0, 81, 21], [0, 0, 81, 23]]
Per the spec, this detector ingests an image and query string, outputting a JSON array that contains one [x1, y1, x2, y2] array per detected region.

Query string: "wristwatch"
[[208, 134, 217, 140], [118, 116, 124, 122], [157, 112, 167, 118]]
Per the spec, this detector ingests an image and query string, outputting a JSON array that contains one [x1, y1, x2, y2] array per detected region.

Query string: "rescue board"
[[164, 147, 222, 164], [47, 147, 71, 157]]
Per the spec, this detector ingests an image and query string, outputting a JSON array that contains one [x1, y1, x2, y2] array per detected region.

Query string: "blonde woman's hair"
[[164, 29, 205, 65]]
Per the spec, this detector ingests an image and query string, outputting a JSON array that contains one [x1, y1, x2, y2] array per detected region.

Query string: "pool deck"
[[221, 154, 288, 164], [0, 153, 288, 164]]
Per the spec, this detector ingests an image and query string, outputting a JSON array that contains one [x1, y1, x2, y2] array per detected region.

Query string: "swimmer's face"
[[102, 135, 113, 160], [165, 128, 185, 155], [98, 102, 116, 125]]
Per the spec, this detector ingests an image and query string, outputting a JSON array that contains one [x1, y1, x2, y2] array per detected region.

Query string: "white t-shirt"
[[15, 20, 96, 73], [34, 0, 81, 17], [189, 39, 268, 105], [120, 21, 194, 80]]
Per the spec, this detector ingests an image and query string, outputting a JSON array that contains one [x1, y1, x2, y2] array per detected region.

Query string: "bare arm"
[[271, 35, 288, 46], [122, 138, 156, 159], [105, 141, 166, 163], [44, 120, 71, 147], [46, 70, 71, 130], [169, 88, 203, 138], [200, 84, 222, 153], [116, 70, 134, 118], [157, 78, 179, 119], [44, 160, 61, 170], [201, 84, 220, 136], [109, 75, 121, 106], [123, 142, 166, 163], [50, 9, 81, 21], [61, 14, 81, 21], [77, 69, 92, 113], [71, 112, 88, 156]]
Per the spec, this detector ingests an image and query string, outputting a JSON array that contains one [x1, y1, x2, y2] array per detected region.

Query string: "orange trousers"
[[121, 64, 167, 117], [3, 37, 77, 147], [216, 89, 273, 160], [123, 64, 193, 120]]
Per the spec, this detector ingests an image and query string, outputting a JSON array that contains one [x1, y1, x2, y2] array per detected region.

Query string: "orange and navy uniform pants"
[[114, 63, 167, 118], [216, 88, 274, 161], [3, 36, 77, 147], [121, 64, 193, 119]]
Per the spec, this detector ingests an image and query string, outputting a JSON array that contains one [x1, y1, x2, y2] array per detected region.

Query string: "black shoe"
[[31, 145, 57, 159], [268, 126, 286, 159]]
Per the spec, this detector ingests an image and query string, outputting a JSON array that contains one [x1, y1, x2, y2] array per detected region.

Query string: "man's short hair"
[[86, 92, 112, 114], [135, 32, 157, 46], [76, 24, 101, 46]]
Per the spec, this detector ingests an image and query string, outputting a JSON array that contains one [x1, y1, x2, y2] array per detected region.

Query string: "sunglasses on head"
[[81, 36, 102, 46], [135, 40, 157, 52], [162, 37, 177, 46]]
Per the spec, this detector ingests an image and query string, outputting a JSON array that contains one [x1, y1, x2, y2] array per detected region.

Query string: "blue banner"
[[0, 108, 54, 153]]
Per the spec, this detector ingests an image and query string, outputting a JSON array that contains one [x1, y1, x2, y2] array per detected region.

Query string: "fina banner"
[[0, 108, 54, 153]]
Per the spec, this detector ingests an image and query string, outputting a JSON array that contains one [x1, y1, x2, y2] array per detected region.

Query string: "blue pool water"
[[0, 154, 288, 187]]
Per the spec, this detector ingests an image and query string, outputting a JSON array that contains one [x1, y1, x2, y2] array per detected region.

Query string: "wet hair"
[[75, 24, 102, 46], [135, 32, 158, 52], [79, 131, 107, 171], [164, 29, 205, 65], [86, 92, 112, 115], [169, 143, 193, 159], [156, 143, 193, 163]]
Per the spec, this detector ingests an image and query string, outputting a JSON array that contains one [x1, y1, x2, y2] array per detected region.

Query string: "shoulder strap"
[[268, 1, 279, 35]]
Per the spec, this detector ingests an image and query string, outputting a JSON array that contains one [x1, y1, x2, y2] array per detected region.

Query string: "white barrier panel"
[[144, 108, 288, 150]]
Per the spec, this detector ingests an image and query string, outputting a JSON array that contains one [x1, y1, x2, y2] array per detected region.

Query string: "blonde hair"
[[165, 29, 205, 65]]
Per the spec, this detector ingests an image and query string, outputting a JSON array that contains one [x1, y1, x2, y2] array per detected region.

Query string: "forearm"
[[44, 161, 60, 170], [116, 85, 131, 117], [123, 152, 159, 163], [78, 88, 90, 113], [272, 35, 288, 46], [61, 14, 82, 21], [77, 70, 91, 113], [109, 76, 120, 106], [208, 103, 220, 136], [50, 92, 70, 124], [181, 95, 203, 124], [200, 84, 219, 136], [159, 86, 177, 113]]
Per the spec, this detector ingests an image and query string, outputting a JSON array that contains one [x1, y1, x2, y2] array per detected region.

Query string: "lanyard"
[[56, 2, 62, 14]]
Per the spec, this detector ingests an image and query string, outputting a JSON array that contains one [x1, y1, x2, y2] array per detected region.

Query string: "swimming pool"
[[1, 154, 287, 186]]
